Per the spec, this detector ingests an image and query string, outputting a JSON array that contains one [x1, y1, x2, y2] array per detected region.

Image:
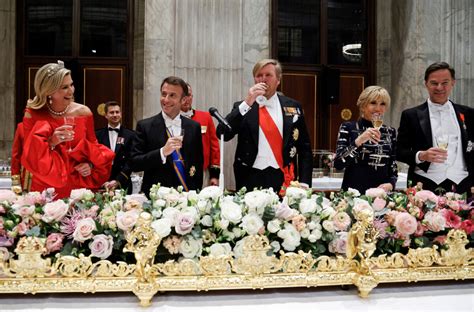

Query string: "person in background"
[[397, 61, 474, 194], [131, 76, 203, 196], [10, 122, 31, 193], [216, 59, 312, 194], [181, 83, 220, 186], [21, 61, 114, 198], [334, 86, 397, 193], [95, 101, 135, 193]]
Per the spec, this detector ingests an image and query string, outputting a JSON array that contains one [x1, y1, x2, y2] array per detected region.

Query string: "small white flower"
[[267, 219, 282, 233], [270, 241, 281, 253], [277, 223, 301, 251], [198, 186, 223, 201], [151, 218, 172, 238], [299, 198, 317, 215], [300, 228, 311, 238], [200, 215, 213, 227], [347, 188, 361, 197], [220, 198, 243, 224], [209, 243, 232, 256], [240, 213, 264, 235], [322, 220, 335, 233]]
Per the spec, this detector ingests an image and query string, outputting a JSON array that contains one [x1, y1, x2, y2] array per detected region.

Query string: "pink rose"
[[0, 190, 17, 202], [45, 233, 64, 254], [83, 205, 100, 218], [13, 204, 35, 217], [365, 188, 386, 198], [89, 234, 114, 259], [372, 197, 386, 211], [116, 210, 139, 232], [329, 232, 348, 254], [423, 211, 446, 232], [72, 217, 96, 242], [42, 200, 69, 223], [394, 212, 417, 236], [175, 212, 196, 235], [23, 192, 45, 205], [275, 202, 296, 221], [332, 212, 351, 231]]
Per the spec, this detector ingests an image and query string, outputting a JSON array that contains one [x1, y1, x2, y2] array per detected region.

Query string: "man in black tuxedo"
[[95, 101, 135, 193], [131, 76, 203, 196], [397, 62, 474, 194], [217, 59, 312, 193]]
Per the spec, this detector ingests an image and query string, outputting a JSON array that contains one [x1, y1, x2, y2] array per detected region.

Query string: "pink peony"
[[0, 190, 17, 202], [394, 212, 418, 236], [72, 217, 96, 242], [89, 234, 114, 259], [42, 200, 69, 223], [174, 212, 196, 235], [291, 215, 307, 232], [372, 197, 386, 211], [414, 190, 438, 204], [423, 211, 446, 232], [365, 188, 386, 198], [45, 233, 64, 254]]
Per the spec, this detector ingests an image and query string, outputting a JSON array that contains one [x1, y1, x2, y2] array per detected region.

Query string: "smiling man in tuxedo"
[[216, 59, 312, 194], [96, 101, 135, 193], [131, 76, 203, 196], [397, 62, 474, 194]]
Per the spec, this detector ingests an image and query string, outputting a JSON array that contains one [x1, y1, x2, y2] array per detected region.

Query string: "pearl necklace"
[[47, 103, 69, 116]]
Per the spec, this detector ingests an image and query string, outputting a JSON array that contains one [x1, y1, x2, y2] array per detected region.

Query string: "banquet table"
[[0, 177, 11, 189], [312, 172, 408, 191]]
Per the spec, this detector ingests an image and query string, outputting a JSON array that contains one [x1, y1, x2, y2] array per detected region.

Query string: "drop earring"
[[48, 96, 52, 105]]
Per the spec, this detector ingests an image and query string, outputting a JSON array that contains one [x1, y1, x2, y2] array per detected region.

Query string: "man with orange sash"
[[217, 59, 312, 194], [131, 76, 203, 196]]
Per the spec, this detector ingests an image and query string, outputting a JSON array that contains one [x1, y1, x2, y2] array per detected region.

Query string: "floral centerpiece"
[[1, 183, 473, 264]]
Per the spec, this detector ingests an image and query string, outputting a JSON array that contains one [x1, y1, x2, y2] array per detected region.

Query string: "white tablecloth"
[[0, 177, 11, 189], [312, 173, 408, 191]]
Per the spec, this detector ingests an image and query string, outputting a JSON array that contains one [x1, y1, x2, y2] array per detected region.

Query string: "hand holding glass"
[[63, 116, 76, 152], [371, 113, 383, 130], [436, 134, 449, 151]]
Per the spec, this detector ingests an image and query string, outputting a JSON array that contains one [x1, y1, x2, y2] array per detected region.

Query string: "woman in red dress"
[[21, 61, 115, 198]]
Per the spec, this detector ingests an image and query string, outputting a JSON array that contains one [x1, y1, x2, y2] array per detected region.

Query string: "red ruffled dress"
[[21, 108, 115, 198]]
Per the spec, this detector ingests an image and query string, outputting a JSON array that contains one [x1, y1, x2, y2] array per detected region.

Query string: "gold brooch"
[[292, 128, 299, 141], [189, 166, 196, 177]]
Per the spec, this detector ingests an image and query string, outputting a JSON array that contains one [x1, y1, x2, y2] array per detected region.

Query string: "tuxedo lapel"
[[417, 102, 433, 146], [248, 104, 259, 146], [99, 129, 111, 149]]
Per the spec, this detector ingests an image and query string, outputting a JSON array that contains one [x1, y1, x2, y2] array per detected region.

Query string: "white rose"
[[69, 188, 95, 201], [72, 218, 96, 242], [109, 199, 124, 211], [277, 223, 301, 251], [216, 218, 229, 230], [232, 239, 245, 258], [244, 190, 272, 216], [153, 199, 167, 208], [181, 206, 199, 221], [240, 213, 264, 235], [178, 236, 203, 259], [299, 198, 317, 215], [209, 243, 232, 256], [42, 199, 69, 223], [125, 194, 148, 205], [151, 218, 172, 238], [318, 197, 333, 211], [196, 199, 211, 214], [151, 209, 162, 219], [322, 220, 335, 233], [156, 186, 173, 198], [198, 186, 222, 201], [116, 210, 139, 232], [200, 215, 213, 227], [285, 187, 308, 202], [300, 228, 311, 238], [220, 199, 243, 224], [232, 227, 244, 238], [89, 234, 114, 259], [187, 190, 198, 203], [267, 219, 282, 233], [347, 188, 361, 197], [309, 228, 322, 242], [321, 206, 336, 219], [162, 207, 180, 222]]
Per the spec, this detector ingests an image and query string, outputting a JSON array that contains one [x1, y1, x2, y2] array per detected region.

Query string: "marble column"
[[142, 0, 270, 190], [0, 0, 15, 160], [377, 0, 474, 129]]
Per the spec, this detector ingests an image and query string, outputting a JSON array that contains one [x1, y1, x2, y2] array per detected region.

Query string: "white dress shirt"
[[239, 93, 283, 170], [160, 114, 182, 163], [415, 99, 468, 184], [108, 123, 120, 152]]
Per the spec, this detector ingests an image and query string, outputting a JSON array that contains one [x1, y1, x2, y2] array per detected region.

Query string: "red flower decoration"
[[460, 113, 465, 122]]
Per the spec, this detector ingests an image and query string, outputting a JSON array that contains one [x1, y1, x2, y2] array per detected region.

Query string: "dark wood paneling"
[[280, 73, 317, 149], [83, 66, 125, 129], [328, 75, 364, 150]]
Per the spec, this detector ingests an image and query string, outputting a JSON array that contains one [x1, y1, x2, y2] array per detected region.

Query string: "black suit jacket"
[[217, 95, 312, 188], [397, 101, 474, 185], [131, 113, 203, 196], [96, 126, 135, 193]]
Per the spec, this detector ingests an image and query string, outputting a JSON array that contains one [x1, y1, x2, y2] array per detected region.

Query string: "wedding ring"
[[371, 134, 375, 138], [60, 135, 65, 140]]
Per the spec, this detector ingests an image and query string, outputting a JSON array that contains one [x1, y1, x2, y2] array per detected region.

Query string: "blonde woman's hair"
[[252, 59, 282, 79], [357, 85, 391, 116], [27, 61, 71, 109]]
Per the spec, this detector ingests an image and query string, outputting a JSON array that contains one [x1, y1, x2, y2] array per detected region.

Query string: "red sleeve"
[[207, 113, 220, 167], [11, 123, 24, 176]]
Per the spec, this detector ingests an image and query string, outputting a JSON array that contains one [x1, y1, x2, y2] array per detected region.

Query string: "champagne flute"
[[63, 116, 76, 152], [371, 113, 383, 130], [256, 95, 267, 105], [436, 134, 449, 151]]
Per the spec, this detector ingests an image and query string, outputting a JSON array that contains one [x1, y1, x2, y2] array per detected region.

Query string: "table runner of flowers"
[[0, 184, 473, 264]]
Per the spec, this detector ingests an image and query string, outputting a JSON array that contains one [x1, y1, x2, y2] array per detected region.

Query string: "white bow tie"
[[181, 110, 194, 118], [165, 119, 181, 128], [431, 103, 450, 114]]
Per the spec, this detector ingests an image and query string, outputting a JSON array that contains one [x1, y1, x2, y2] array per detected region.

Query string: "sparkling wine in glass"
[[256, 95, 267, 105], [371, 113, 383, 130], [436, 134, 449, 151], [63, 116, 76, 152]]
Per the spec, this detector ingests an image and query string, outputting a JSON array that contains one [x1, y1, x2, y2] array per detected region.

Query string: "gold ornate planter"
[[1, 216, 473, 307]]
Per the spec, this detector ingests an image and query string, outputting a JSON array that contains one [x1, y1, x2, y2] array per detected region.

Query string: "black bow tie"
[[108, 127, 120, 132]]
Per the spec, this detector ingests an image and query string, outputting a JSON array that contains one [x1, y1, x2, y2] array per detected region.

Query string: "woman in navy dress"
[[334, 86, 397, 193]]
